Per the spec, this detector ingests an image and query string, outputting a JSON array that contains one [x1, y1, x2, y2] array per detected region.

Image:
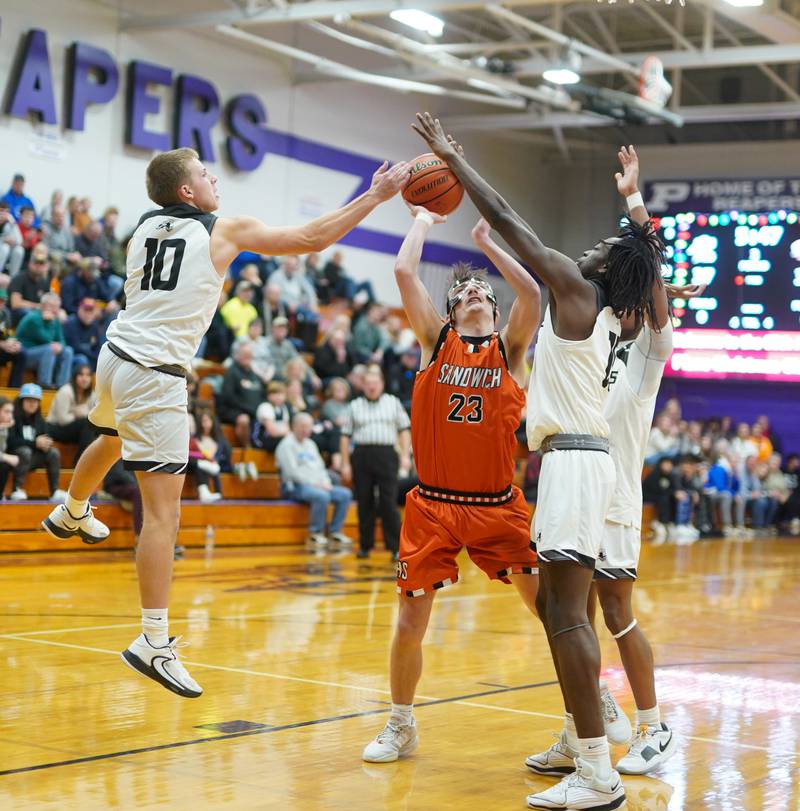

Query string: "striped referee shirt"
[[342, 394, 410, 446]]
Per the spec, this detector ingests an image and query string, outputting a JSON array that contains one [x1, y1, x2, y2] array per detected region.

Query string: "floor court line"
[[5, 634, 796, 758]]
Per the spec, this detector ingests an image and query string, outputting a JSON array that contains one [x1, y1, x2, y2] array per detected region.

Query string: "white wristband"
[[415, 211, 434, 226], [626, 191, 644, 211]]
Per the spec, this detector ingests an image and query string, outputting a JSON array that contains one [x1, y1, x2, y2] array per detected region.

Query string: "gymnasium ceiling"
[[108, 0, 800, 154]]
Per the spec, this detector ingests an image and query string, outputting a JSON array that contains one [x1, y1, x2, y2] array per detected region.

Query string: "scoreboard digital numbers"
[[644, 177, 800, 382]]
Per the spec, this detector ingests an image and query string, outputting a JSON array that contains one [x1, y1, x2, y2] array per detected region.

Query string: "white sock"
[[389, 703, 413, 727], [564, 712, 579, 750], [141, 608, 169, 647], [577, 736, 612, 781], [598, 678, 608, 692], [65, 492, 89, 518], [637, 705, 660, 729]]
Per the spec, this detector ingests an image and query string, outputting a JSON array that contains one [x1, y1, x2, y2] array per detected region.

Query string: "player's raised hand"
[[615, 144, 640, 197], [471, 217, 492, 245], [666, 282, 707, 299], [412, 112, 457, 161], [370, 160, 411, 202], [405, 201, 447, 224]]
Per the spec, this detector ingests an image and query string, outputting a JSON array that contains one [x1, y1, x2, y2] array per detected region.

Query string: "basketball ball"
[[402, 153, 464, 216]]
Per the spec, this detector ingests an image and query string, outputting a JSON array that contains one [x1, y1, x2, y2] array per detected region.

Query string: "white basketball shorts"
[[594, 521, 640, 580], [532, 448, 616, 569], [89, 343, 190, 473]]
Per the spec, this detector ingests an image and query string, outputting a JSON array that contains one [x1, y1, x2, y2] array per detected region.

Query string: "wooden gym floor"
[[0, 537, 798, 810]]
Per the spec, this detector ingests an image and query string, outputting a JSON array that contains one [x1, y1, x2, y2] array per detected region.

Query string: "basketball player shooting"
[[362, 190, 540, 763], [42, 148, 409, 699], [413, 112, 665, 811]]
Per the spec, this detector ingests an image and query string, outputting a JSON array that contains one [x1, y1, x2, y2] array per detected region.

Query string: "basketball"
[[402, 153, 464, 216]]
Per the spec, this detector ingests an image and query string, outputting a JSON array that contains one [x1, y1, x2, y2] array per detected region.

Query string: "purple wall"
[[656, 377, 800, 456]]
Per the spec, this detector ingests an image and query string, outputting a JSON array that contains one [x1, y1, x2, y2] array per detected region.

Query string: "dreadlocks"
[[604, 218, 666, 331]]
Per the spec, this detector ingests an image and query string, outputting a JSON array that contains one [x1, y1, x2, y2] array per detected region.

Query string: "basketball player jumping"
[[362, 201, 540, 763], [414, 113, 665, 811], [527, 147, 693, 782], [42, 148, 409, 698]]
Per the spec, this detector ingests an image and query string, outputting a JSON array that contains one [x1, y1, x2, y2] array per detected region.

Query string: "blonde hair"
[[146, 148, 198, 206]]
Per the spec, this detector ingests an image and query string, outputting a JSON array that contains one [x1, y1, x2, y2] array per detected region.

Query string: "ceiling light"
[[723, 0, 763, 5], [389, 9, 445, 38], [543, 68, 580, 85]]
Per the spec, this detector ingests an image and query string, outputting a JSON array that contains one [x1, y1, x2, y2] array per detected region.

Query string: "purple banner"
[[645, 177, 800, 215]]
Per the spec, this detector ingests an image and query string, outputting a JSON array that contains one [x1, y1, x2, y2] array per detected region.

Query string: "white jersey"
[[605, 321, 674, 528], [526, 285, 621, 451], [106, 204, 223, 371]]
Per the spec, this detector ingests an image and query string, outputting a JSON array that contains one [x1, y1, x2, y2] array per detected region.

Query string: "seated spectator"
[[254, 381, 292, 452], [17, 206, 40, 256], [230, 319, 276, 385], [6, 384, 66, 501], [261, 282, 290, 331], [321, 377, 351, 429], [386, 345, 419, 412], [704, 452, 739, 536], [16, 293, 73, 389], [286, 378, 308, 414], [779, 453, 800, 534], [755, 414, 781, 453], [348, 363, 368, 397], [644, 412, 679, 466], [195, 409, 233, 477], [750, 421, 773, 463], [0, 396, 19, 497], [45, 364, 97, 464], [269, 256, 319, 349], [8, 244, 53, 323], [71, 197, 92, 235], [0, 200, 24, 277], [0, 288, 25, 387], [673, 454, 701, 543], [731, 422, 758, 462], [761, 452, 787, 532], [239, 263, 263, 292], [383, 314, 416, 378], [321, 250, 375, 303], [276, 412, 353, 548], [642, 457, 676, 544], [100, 206, 125, 278], [313, 328, 356, 383], [738, 456, 770, 537], [676, 419, 703, 457], [220, 280, 258, 339], [187, 414, 222, 503], [200, 289, 234, 362], [1, 173, 35, 221], [305, 253, 328, 303], [264, 316, 300, 373], [39, 189, 64, 225], [42, 204, 81, 275], [61, 260, 120, 317], [217, 341, 266, 446], [74, 221, 123, 300], [63, 297, 106, 371], [352, 302, 387, 363], [284, 356, 321, 409]]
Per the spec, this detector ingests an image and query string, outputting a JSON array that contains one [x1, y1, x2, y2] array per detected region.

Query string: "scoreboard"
[[645, 177, 800, 382]]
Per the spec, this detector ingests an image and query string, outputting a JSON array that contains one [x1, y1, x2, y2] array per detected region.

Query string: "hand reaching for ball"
[[370, 160, 411, 202], [406, 202, 447, 224], [412, 112, 462, 161]]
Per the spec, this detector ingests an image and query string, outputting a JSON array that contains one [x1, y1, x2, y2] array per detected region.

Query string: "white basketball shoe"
[[42, 503, 110, 545], [362, 719, 419, 763], [121, 634, 203, 698], [616, 723, 678, 775], [526, 758, 626, 810], [525, 731, 577, 776], [601, 686, 632, 745]]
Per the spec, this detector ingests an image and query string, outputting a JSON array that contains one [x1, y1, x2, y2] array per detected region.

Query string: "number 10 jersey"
[[411, 323, 526, 494], [106, 204, 223, 372]]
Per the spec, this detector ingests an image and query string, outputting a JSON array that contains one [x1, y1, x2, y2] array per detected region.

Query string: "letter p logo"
[[645, 182, 691, 213]]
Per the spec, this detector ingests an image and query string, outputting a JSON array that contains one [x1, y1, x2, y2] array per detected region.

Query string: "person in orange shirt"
[[362, 189, 541, 763], [751, 421, 773, 462]]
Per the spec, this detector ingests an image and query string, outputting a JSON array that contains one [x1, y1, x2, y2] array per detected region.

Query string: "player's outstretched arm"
[[412, 112, 583, 298], [615, 144, 670, 330], [394, 204, 445, 359], [471, 217, 540, 382], [213, 161, 410, 266]]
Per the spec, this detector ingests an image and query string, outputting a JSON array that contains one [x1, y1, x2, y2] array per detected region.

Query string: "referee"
[[341, 366, 411, 560]]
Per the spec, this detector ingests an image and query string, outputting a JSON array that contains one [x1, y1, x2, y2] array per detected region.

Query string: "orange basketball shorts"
[[396, 486, 538, 597]]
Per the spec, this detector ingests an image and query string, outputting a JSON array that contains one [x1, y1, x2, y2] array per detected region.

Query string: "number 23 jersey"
[[106, 204, 223, 371], [411, 324, 526, 494]]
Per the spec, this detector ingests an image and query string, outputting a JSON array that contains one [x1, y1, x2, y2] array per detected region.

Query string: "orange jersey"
[[411, 324, 525, 493]]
